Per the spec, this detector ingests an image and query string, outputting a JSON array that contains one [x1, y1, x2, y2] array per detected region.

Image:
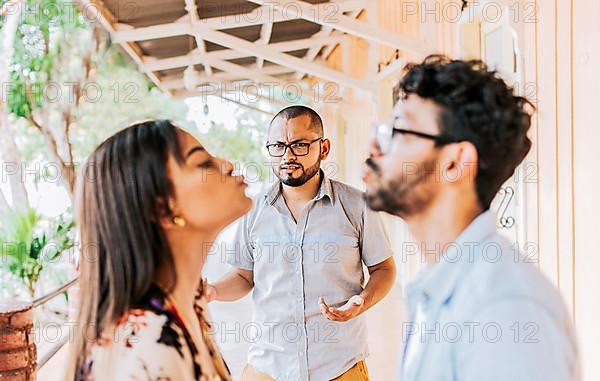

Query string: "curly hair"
[[398, 54, 534, 208]]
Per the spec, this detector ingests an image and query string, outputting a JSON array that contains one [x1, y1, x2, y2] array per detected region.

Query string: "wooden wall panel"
[[572, 0, 600, 378]]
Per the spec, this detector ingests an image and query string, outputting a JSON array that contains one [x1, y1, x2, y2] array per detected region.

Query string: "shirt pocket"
[[303, 233, 360, 273]]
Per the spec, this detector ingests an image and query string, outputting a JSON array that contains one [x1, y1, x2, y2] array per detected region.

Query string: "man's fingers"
[[319, 297, 332, 313], [320, 307, 334, 319], [323, 309, 342, 321], [319, 297, 329, 308], [337, 295, 364, 311], [320, 299, 343, 321], [319, 298, 332, 318], [320, 296, 359, 321]]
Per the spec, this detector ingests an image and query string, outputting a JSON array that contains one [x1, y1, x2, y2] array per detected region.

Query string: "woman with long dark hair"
[[69, 120, 251, 380]]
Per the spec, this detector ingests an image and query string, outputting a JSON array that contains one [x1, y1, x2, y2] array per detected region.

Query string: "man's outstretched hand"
[[319, 295, 364, 322]]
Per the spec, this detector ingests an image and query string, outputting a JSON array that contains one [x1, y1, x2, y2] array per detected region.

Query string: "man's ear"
[[442, 141, 478, 185], [320, 138, 331, 160]]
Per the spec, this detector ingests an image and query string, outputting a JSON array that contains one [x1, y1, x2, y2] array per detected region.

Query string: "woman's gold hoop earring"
[[172, 216, 186, 227]]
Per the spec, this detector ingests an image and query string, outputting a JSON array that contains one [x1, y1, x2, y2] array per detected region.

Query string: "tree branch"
[[58, 24, 110, 194], [0, 188, 10, 214], [0, 0, 30, 211], [26, 108, 73, 194]]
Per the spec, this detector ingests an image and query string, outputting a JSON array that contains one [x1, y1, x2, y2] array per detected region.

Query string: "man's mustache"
[[365, 157, 380, 174], [280, 162, 303, 169]]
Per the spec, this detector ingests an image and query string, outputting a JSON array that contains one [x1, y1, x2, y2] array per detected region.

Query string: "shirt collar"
[[265, 169, 333, 205], [406, 209, 497, 308], [266, 180, 282, 205], [314, 171, 334, 202]]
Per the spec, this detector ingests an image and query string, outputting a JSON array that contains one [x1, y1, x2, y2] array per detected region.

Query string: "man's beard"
[[364, 155, 438, 218], [276, 158, 321, 187]]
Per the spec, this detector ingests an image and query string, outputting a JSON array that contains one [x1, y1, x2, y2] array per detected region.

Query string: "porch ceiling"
[[80, 0, 428, 96]]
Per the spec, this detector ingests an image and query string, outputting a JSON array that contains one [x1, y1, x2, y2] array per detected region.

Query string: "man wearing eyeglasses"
[[362, 55, 579, 381], [209, 105, 397, 381]]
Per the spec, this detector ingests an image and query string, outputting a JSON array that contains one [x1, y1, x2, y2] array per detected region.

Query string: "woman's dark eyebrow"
[[185, 145, 206, 159]]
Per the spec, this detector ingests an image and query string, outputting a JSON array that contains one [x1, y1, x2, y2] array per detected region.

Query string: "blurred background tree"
[[200, 101, 275, 184], [0, 0, 187, 208], [0, 0, 274, 305]]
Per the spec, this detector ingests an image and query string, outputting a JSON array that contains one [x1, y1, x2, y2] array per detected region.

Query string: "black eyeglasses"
[[373, 121, 457, 154], [266, 138, 323, 157]]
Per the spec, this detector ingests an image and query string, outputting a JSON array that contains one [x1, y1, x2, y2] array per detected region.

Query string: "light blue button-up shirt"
[[398, 210, 579, 381], [227, 173, 394, 381]]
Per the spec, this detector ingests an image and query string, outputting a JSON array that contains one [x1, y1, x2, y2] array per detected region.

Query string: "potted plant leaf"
[[0, 208, 75, 301]]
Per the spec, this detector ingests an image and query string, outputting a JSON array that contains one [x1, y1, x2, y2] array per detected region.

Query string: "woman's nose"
[[216, 157, 234, 175]]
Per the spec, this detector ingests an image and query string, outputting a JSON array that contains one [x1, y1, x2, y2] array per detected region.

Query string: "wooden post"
[[0, 300, 36, 381]]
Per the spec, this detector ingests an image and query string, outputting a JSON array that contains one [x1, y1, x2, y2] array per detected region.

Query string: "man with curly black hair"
[[362, 55, 579, 381]]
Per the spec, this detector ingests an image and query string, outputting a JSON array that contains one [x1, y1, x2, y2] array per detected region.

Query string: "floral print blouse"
[[78, 281, 231, 381]]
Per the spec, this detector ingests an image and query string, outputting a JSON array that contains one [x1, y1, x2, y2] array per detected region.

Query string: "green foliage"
[[200, 105, 272, 182], [7, 0, 86, 118], [6, 17, 187, 163], [71, 47, 188, 160], [0, 208, 75, 299], [202, 121, 265, 164], [1, 0, 269, 306], [4, 0, 188, 165]]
